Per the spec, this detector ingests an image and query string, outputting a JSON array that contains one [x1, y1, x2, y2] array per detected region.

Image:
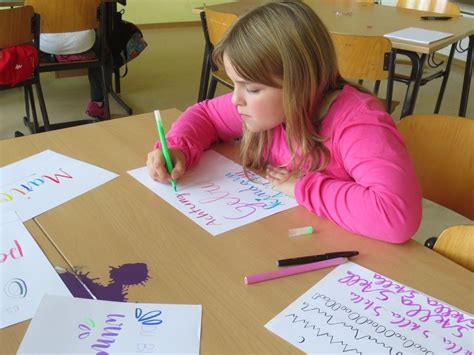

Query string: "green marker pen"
[[154, 110, 177, 192]]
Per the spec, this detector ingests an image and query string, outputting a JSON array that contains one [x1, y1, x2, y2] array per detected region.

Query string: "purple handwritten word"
[[443, 337, 473, 354], [338, 270, 474, 340], [0, 168, 73, 204], [176, 192, 220, 226], [90, 313, 125, 355], [350, 292, 382, 316], [400, 297, 474, 338], [199, 183, 268, 219]]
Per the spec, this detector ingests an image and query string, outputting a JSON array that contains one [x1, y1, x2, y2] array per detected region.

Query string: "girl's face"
[[224, 55, 285, 133]]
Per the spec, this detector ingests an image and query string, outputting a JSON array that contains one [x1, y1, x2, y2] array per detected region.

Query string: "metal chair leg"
[[207, 76, 218, 100], [35, 81, 50, 131]]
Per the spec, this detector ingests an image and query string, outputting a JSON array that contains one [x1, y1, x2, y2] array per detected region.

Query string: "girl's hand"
[[266, 165, 296, 198], [146, 148, 186, 184]]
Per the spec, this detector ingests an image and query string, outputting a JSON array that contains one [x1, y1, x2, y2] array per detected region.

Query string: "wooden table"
[[199, 0, 474, 117], [1, 110, 472, 353]]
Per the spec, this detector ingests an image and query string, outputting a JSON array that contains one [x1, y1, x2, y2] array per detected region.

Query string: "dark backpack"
[[108, 10, 147, 76]]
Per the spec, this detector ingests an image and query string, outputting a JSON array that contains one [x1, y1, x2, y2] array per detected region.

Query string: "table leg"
[[459, 35, 473, 117], [397, 50, 427, 118]]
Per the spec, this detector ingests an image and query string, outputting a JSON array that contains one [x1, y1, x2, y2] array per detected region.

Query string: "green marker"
[[154, 110, 177, 192]]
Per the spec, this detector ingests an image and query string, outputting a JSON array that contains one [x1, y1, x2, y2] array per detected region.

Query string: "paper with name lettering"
[[0, 150, 118, 222], [18, 295, 202, 354], [128, 150, 297, 236], [0, 212, 71, 329], [265, 262, 473, 354]]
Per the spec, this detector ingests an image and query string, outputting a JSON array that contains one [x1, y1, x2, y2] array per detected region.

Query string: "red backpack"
[[0, 44, 38, 86]]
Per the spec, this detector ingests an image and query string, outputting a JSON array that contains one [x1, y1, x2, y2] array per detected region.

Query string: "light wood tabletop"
[[0, 110, 472, 353], [203, 0, 474, 54], [195, 1, 473, 116]]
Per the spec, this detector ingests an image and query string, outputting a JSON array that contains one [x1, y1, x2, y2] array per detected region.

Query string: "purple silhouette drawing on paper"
[[59, 263, 150, 301]]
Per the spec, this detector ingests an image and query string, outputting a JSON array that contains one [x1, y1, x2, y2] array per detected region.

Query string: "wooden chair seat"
[[433, 225, 474, 271]]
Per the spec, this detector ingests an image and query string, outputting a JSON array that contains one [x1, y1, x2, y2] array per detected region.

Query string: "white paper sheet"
[[128, 150, 298, 236], [266, 262, 473, 354], [18, 295, 202, 354], [0, 150, 119, 222], [0, 212, 71, 329], [384, 27, 453, 44]]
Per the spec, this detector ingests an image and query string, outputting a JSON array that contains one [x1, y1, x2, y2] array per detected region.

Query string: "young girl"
[[147, 1, 422, 243]]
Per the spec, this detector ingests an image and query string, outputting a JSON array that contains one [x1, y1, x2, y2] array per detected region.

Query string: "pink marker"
[[244, 257, 347, 285]]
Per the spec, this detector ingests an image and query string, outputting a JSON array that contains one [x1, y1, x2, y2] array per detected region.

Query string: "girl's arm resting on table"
[[294, 122, 422, 244], [154, 94, 242, 169]]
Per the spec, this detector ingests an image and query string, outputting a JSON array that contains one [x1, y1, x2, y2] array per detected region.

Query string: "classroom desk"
[[0, 110, 472, 353], [198, 0, 474, 117]]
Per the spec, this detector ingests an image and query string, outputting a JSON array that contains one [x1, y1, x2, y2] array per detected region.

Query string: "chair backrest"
[[397, 115, 474, 219], [331, 33, 393, 81], [434, 225, 474, 271], [204, 8, 238, 47], [24, 0, 101, 33], [0, 5, 35, 48], [396, 0, 460, 16]]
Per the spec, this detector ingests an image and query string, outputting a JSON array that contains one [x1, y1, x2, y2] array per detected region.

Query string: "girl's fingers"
[[266, 165, 290, 182]]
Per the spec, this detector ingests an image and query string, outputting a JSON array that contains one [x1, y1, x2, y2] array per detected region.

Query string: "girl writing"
[[147, 1, 422, 243]]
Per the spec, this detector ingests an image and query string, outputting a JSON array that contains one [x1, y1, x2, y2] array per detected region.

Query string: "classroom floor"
[[0, 24, 472, 243]]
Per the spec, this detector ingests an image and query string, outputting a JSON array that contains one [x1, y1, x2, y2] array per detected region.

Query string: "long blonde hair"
[[213, 1, 346, 173]]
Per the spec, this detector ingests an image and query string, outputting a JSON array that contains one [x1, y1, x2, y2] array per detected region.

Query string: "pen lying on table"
[[277, 251, 359, 267], [245, 257, 347, 285]]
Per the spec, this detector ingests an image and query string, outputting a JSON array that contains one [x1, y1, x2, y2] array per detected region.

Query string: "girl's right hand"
[[146, 148, 186, 183]]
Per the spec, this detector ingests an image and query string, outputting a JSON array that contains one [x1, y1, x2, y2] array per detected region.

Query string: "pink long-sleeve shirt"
[[158, 85, 422, 243]]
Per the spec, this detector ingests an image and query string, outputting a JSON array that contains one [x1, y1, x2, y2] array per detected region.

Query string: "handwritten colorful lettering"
[[266, 262, 473, 354], [18, 296, 202, 354], [128, 150, 298, 236]]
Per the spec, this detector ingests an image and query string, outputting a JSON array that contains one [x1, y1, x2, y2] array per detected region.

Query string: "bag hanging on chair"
[[0, 45, 38, 86], [108, 9, 147, 77]]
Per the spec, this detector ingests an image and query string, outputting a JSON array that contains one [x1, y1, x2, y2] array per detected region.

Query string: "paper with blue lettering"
[[0, 212, 71, 329], [0, 150, 118, 221], [17, 295, 202, 354], [265, 262, 473, 354], [128, 150, 298, 236]]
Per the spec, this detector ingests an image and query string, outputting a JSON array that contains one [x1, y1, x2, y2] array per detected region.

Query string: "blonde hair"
[[213, 0, 346, 173]]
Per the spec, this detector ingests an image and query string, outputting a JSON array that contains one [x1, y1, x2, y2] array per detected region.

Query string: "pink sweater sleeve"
[[294, 105, 422, 244], [154, 93, 242, 168]]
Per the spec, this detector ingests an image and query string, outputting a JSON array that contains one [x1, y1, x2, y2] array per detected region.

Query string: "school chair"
[[24, 0, 111, 130], [0, 5, 50, 135], [397, 114, 474, 220], [393, 0, 461, 114], [424, 225, 474, 272], [197, 8, 237, 102], [330, 33, 398, 113]]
